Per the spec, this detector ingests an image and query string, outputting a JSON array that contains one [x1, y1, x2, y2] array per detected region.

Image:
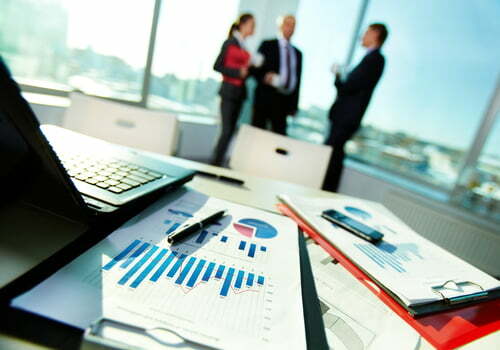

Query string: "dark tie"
[[284, 43, 292, 90]]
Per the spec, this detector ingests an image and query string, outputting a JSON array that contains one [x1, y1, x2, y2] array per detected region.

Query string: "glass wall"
[[345, 0, 500, 189], [148, 0, 239, 116], [0, 0, 155, 101], [1, 0, 499, 220], [455, 113, 500, 219]]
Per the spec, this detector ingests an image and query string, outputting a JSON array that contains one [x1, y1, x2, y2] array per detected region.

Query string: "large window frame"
[[11, 0, 500, 218]]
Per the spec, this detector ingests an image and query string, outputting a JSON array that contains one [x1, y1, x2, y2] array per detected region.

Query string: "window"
[[346, 0, 500, 189], [148, 0, 239, 116], [455, 113, 500, 219], [289, 0, 363, 143], [0, 0, 155, 101]]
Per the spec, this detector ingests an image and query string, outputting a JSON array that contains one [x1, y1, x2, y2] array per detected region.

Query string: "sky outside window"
[[353, 0, 500, 151]]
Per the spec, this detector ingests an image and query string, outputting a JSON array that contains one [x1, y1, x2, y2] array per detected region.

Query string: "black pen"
[[195, 170, 245, 186], [167, 210, 227, 244]]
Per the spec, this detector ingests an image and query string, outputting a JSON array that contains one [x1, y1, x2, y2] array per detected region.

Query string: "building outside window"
[[0, 0, 155, 102], [147, 0, 239, 116], [344, 0, 500, 190], [453, 112, 500, 220]]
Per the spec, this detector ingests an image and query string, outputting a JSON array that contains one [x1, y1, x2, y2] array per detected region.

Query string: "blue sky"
[[294, 0, 500, 154]]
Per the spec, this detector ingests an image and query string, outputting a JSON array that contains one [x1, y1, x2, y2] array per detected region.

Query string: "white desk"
[[1, 156, 498, 349]]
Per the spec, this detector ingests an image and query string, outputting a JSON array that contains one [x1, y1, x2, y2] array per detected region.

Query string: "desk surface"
[[1, 156, 498, 349]]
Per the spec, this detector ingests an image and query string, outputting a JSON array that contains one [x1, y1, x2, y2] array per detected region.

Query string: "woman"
[[211, 13, 255, 166]]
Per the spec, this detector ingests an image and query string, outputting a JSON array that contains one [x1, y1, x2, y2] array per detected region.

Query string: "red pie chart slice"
[[233, 222, 255, 238], [233, 218, 278, 239]]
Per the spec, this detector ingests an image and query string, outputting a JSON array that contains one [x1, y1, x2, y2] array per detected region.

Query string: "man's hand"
[[263, 72, 276, 85]]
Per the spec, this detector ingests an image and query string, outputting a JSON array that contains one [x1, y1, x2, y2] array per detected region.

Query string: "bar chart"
[[354, 242, 424, 273], [102, 239, 266, 298], [238, 240, 267, 258]]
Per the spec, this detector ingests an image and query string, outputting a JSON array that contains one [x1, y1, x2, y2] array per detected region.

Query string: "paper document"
[[306, 240, 421, 350], [13, 189, 306, 349], [279, 194, 500, 307]]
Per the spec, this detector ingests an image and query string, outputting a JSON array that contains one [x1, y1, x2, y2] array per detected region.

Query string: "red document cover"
[[278, 203, 500, 349]]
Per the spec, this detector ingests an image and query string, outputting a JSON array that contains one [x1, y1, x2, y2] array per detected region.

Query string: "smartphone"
[[321, 209, 384, 243]]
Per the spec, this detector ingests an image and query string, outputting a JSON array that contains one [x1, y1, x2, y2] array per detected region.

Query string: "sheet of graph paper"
[[13, 188, 306, 350]]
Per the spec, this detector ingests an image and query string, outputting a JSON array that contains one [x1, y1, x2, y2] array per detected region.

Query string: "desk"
[[1, 156, 498, 349]]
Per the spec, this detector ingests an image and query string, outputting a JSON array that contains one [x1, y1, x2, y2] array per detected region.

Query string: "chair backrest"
[[62, 92, 179, 155], [229, 124, 332, 188]]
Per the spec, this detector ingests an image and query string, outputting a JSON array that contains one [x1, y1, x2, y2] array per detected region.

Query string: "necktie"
[[284, 43, 292, 90]]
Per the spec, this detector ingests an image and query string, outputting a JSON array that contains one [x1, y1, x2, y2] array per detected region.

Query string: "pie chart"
[[233, 218, 278, 239], [344, 206, 372, 220]]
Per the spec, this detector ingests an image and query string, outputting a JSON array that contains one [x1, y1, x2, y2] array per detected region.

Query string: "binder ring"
[[431, 280, 487, 305]]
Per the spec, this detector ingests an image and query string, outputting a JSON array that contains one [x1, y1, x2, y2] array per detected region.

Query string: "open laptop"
[[0, 66, 195, 216], [0, 61, 194, 291]]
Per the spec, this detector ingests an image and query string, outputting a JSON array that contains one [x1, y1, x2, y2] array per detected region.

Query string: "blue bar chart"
[[248, 243, 256, 258], [150, 251, 177, 281], [168, 209, 193, 218], [354, 242, 424, 273], [165, 220, 181, 234], [167, 254, 187, 278], [103, 239, 266, 298], [120, 242, 150, 269], [215, 265, 225, 279], [187, 260, 206, 288], [237, 240, 267, 259], [220, 268, 235, 297], [102, 239, 141, 271], [196, 230, 209, 244], [202, 262, 215, 282], [131, 248, 167, 288]]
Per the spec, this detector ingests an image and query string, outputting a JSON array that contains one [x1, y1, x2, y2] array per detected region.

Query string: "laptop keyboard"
[[59, 153, 165, 194]]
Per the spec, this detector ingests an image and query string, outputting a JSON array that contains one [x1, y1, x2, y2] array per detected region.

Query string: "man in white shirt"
[[252, 15, 303, 135]]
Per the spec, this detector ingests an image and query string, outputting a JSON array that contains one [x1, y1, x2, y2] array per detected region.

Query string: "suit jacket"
[[329, 49, 385, 130], [213, 37, 250, 101], [253, 39, 303, 114]]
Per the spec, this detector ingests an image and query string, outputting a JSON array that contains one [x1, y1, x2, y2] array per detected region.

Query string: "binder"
[[278, 203, 500, 350]]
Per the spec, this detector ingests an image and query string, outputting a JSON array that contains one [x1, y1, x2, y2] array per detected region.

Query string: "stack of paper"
[[13, 189, 306, 349], [306, 240, 422, 350], [279, 194, 500, 311]]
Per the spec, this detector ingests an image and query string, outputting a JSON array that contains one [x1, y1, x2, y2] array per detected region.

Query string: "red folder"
[[278, 203, 500, 350]]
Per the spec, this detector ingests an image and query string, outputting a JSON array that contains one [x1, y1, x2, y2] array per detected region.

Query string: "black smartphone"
[[321, 209, 384, 243]]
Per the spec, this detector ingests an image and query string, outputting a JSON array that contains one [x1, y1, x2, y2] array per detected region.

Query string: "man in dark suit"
[[322, 23, 388, 192], [252, 15, 302, 135]]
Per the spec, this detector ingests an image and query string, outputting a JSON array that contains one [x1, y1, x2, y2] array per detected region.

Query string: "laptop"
[[0, 61, 194, 290], [0, 67, 195, 216]]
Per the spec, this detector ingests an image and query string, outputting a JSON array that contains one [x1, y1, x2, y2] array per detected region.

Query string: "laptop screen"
[[0, 59, 88, 223]]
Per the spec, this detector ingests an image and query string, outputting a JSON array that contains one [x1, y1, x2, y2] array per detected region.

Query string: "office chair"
[[62, 92, 180, 155], [229, 124, 332, 189]]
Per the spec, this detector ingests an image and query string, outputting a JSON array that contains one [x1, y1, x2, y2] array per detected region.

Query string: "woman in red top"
[[211, 13, 255, 166]]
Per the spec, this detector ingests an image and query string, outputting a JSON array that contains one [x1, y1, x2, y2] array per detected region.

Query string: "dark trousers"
[[322, 124, 357, 192], [251, 93, 288, 135], [211, 97, 243, 166]]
